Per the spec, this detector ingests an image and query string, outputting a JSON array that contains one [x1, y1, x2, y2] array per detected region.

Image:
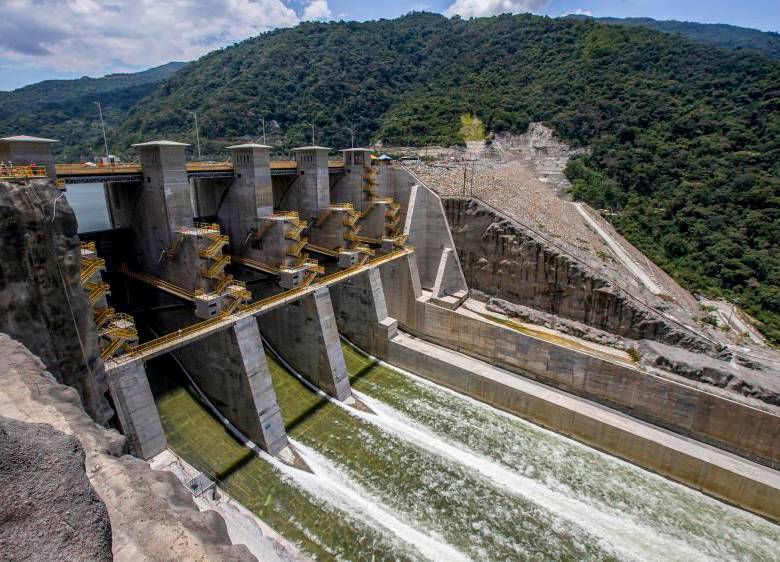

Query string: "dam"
[[0, 134, 778, 559]]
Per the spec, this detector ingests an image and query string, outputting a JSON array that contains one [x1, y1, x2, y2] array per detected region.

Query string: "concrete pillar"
[[172, 317, 289, 454], [259, 287, 352, 401], [291, 146, 331, 220], [431, 247, 469, 309], [330, 268, 398, 357], [106, 360, 167, 459], [126, 140, 194, 273], [0, 135, 58, 179], [378, 250, 424, 329], [333, 148, 373, 210], [221, 144, 273, 254]]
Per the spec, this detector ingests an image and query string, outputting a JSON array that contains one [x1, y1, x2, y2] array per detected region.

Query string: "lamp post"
[[345, 126, 355, 149], [303, 122, 315, 146], [190, 111, 201, 159], [95, 101, 110, 164]]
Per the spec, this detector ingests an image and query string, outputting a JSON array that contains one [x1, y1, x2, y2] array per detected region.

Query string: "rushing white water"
[[349, 388, 710, 562], [279, 441, 472, 562]]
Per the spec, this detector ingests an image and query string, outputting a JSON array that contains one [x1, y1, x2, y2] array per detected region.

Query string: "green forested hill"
[[572, 16, 780, 60], [6, 13, 780, 342], [0, 62, 186, 159]]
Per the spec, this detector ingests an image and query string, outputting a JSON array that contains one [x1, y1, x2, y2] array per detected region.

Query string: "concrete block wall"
[[151, 309, 289, 454], [386, 168, 467, 295], [329, 268, 398, 354], [377, 252, 780, 469], [289, 147, 331, 220], [106, 360, 167, 459], [259, 287, 352, 401]]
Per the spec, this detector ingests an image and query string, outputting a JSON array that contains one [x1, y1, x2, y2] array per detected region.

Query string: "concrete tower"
[[0, 135, 58, 179], [222, 143, 274, 252], [291, 146, 331, 220]]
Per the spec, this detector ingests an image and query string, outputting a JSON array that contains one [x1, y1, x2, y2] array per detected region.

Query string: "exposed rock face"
[[499, 123, 586, 195], [0, 179, 111, 423], [0, 333, 256, 561], [0, 416, 113, 561], [444, 197, 714, 351], [637, 340, 780, 406]]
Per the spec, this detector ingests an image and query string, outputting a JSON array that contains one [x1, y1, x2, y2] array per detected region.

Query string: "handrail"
[[80, 241, 97, 252], [202, 254, 231, 278], [213, 273, 235, 293], [231, 255, 281, 275], [0, 165, 48, 179], [110, 246, 414, 363], [80, 256, 106, 283], [119, 264, 196, 301], [200, 234, 229, 258], [84, 281, 111, 305], [305, 243, 340, 257], [287, 237, 308, 256]]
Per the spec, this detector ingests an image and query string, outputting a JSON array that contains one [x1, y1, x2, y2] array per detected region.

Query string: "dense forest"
[[574, 16, 780, 60], [0, 62, 185, 158], [2, 13, 778, 343]]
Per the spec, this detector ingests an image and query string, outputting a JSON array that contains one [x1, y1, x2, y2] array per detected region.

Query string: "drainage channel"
[[146, 343, 779, 561]]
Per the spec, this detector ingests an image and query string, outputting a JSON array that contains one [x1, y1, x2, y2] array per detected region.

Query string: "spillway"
[[147, 342, 779, 561]]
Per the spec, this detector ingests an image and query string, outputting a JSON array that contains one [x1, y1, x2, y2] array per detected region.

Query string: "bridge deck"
[[104, 246, 411, 370], [56, 160, 345, 183]]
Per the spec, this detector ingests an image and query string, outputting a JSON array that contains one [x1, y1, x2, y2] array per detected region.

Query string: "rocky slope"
[[0, 416, 113, 561], [0, 180, 111, 423], [0, 333, 256, 561], [444, 196, 715, 351]]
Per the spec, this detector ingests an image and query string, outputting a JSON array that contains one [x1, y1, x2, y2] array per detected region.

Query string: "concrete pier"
[[0, 135, 58, 179], [259, 287, 352, 401], [286, 146, 331, 220], [106, 360, 167, 459], [330, 268, 398, 354], [172, 316, 288, 454]]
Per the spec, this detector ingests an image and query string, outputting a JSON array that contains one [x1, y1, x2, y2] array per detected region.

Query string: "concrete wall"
[[149, 309, 288, 455], [106, 360, 167, 459], [259, 287, 352, 401], [383, 334, 780, 522], [386, 167, 467, 294], [377, 253, 780, 469]]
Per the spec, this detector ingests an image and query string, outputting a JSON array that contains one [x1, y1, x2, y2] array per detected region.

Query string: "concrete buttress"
[[106, 360, 167, 459], [259, 287, 352, 401], [330, 268, 398, 356], [171, 316, 289, 455]]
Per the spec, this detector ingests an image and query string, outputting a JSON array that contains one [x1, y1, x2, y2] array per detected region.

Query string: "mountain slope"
[[570, 16, 780, 60], [5, 13, 779, 343], [0, 62, 186, 158]]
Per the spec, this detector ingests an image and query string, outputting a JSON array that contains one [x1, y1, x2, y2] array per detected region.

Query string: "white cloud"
[[302, 0, 332, 21], [445, 0, 549, 18], [562, 8, 593, 16], [0, 0, 306, 76]]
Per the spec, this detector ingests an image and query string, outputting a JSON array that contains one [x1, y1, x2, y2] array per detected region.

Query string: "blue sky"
[[1, 0, 778, 91]]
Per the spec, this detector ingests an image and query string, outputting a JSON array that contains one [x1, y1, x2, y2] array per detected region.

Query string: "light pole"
[[190, 111, 201, 159], [95, 101, 110, 164], [302, 123, 316, 146], [345, 126, 355, 148], [261, 117, 266, 145]]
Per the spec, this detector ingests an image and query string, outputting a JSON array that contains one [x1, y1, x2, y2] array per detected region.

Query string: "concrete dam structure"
[[1, 134, 778, 559]]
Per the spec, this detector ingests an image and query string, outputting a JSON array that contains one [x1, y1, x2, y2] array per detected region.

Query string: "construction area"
[[0, 129, 778, 559]]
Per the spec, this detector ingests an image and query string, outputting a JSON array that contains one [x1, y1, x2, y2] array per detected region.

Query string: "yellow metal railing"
[[285, 221, 304, 241], [80, 241, 97, 253], [287, 237, 308, 257], [0, 165, 47, 179], [164, 233, 185, 258], [200, 234, 229, 258], [112, 246, 414, 362], [100, 339, 126, 360], [102, 313, 138, 340], [80, 256, 106, 284], [84, 281, 111, 305], [202, 254, 231, 278], [119, 264, 196, 301], [94, 307, 116, 328]]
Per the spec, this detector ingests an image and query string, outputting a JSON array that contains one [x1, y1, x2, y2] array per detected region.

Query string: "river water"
[[149, 345, 780, 561], [147, 341, 778, 561]]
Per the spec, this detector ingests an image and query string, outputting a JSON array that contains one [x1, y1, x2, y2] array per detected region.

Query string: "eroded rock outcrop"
[[445, 197, 714, 351], [0, 333, 256, 561], [0, 179, 111, 423], [0, 416, 112, 561]]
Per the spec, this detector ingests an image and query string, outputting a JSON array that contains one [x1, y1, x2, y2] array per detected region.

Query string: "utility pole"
[[346, 126, 355, 148], [95, 101, 110, 164], [311, 123, 315, 146], [190, 111, 201, 159], [261, 117, 266, 145]]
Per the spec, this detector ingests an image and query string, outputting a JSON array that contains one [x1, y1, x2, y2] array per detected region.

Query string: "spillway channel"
[[147, 341, 779, 561]]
